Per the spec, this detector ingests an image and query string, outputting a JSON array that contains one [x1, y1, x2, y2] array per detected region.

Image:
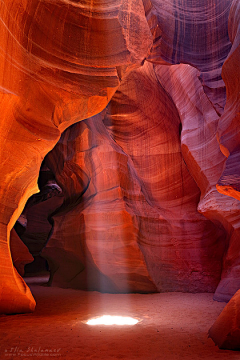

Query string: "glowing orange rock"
[[0, 0, 152, 314], [1, 0, 240, 315]]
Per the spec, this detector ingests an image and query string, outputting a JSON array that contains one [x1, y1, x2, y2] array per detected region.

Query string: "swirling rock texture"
[[42, 113, 158, 292], [0, 0, 152, 314], [145, 0, 240, 303], [1, 0, 240, 319], [155, 63, 240, 302], [42, 61, 225, 294], [149, 0, 233, 114]]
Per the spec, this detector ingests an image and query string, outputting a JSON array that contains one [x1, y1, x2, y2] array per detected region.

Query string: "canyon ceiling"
[[0, 0, 240, 328]]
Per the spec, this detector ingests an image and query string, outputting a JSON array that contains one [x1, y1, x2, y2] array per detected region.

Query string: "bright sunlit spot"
[[86, 315, 139, 326]]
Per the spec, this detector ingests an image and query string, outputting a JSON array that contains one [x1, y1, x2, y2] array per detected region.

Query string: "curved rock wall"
[[0, 0, 152, 314], [43, 62, 225, 293], [1, 0, 240, 314]]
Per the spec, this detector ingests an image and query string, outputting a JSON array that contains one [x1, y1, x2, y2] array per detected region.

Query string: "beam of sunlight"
[[86, 315, 139, 326]]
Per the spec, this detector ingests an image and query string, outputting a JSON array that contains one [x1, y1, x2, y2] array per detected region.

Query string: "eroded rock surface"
[[0, 0, 240, 314], [0, 0, 152, 314], [209, 289, 240, 350], [42, 62, 225, 293]]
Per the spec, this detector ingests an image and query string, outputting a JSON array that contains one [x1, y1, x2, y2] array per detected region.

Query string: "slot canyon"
[[0, 0, 240, 359]]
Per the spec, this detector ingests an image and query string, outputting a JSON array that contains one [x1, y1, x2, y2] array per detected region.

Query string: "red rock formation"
[[155, 63, 240, 301], [1, 0, 240, 315], [214, 0, 240, 301], [208, 289, 240, 350], [42, 61, 225, 293], [0, 0, 152, 314], [217, 0, 240, 195], [43, 113, 157, 293], [148, 0, 233, 114], [144, 0, 240, 305], [38, 0, 240, 301], [10, 229, 33, 277]]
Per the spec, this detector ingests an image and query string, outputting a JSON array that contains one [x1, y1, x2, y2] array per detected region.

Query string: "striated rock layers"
[[0, 0, 152, 314], [1, 0, 240, 314], [42, 61, 225, 293]]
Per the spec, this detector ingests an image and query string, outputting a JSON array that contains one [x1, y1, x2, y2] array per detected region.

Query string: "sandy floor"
[[0, 277, 239, 360]]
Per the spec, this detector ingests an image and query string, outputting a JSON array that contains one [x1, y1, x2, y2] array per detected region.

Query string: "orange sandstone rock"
[[1, 0, 240, 315], [0, 0, 152, 314]]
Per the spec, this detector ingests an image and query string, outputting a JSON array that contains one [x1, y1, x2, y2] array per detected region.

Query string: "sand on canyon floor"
[[0, 276, 239, 360]]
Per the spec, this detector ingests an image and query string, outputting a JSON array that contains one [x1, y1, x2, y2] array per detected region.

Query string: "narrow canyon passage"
[[1, 0, 240, 357]]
